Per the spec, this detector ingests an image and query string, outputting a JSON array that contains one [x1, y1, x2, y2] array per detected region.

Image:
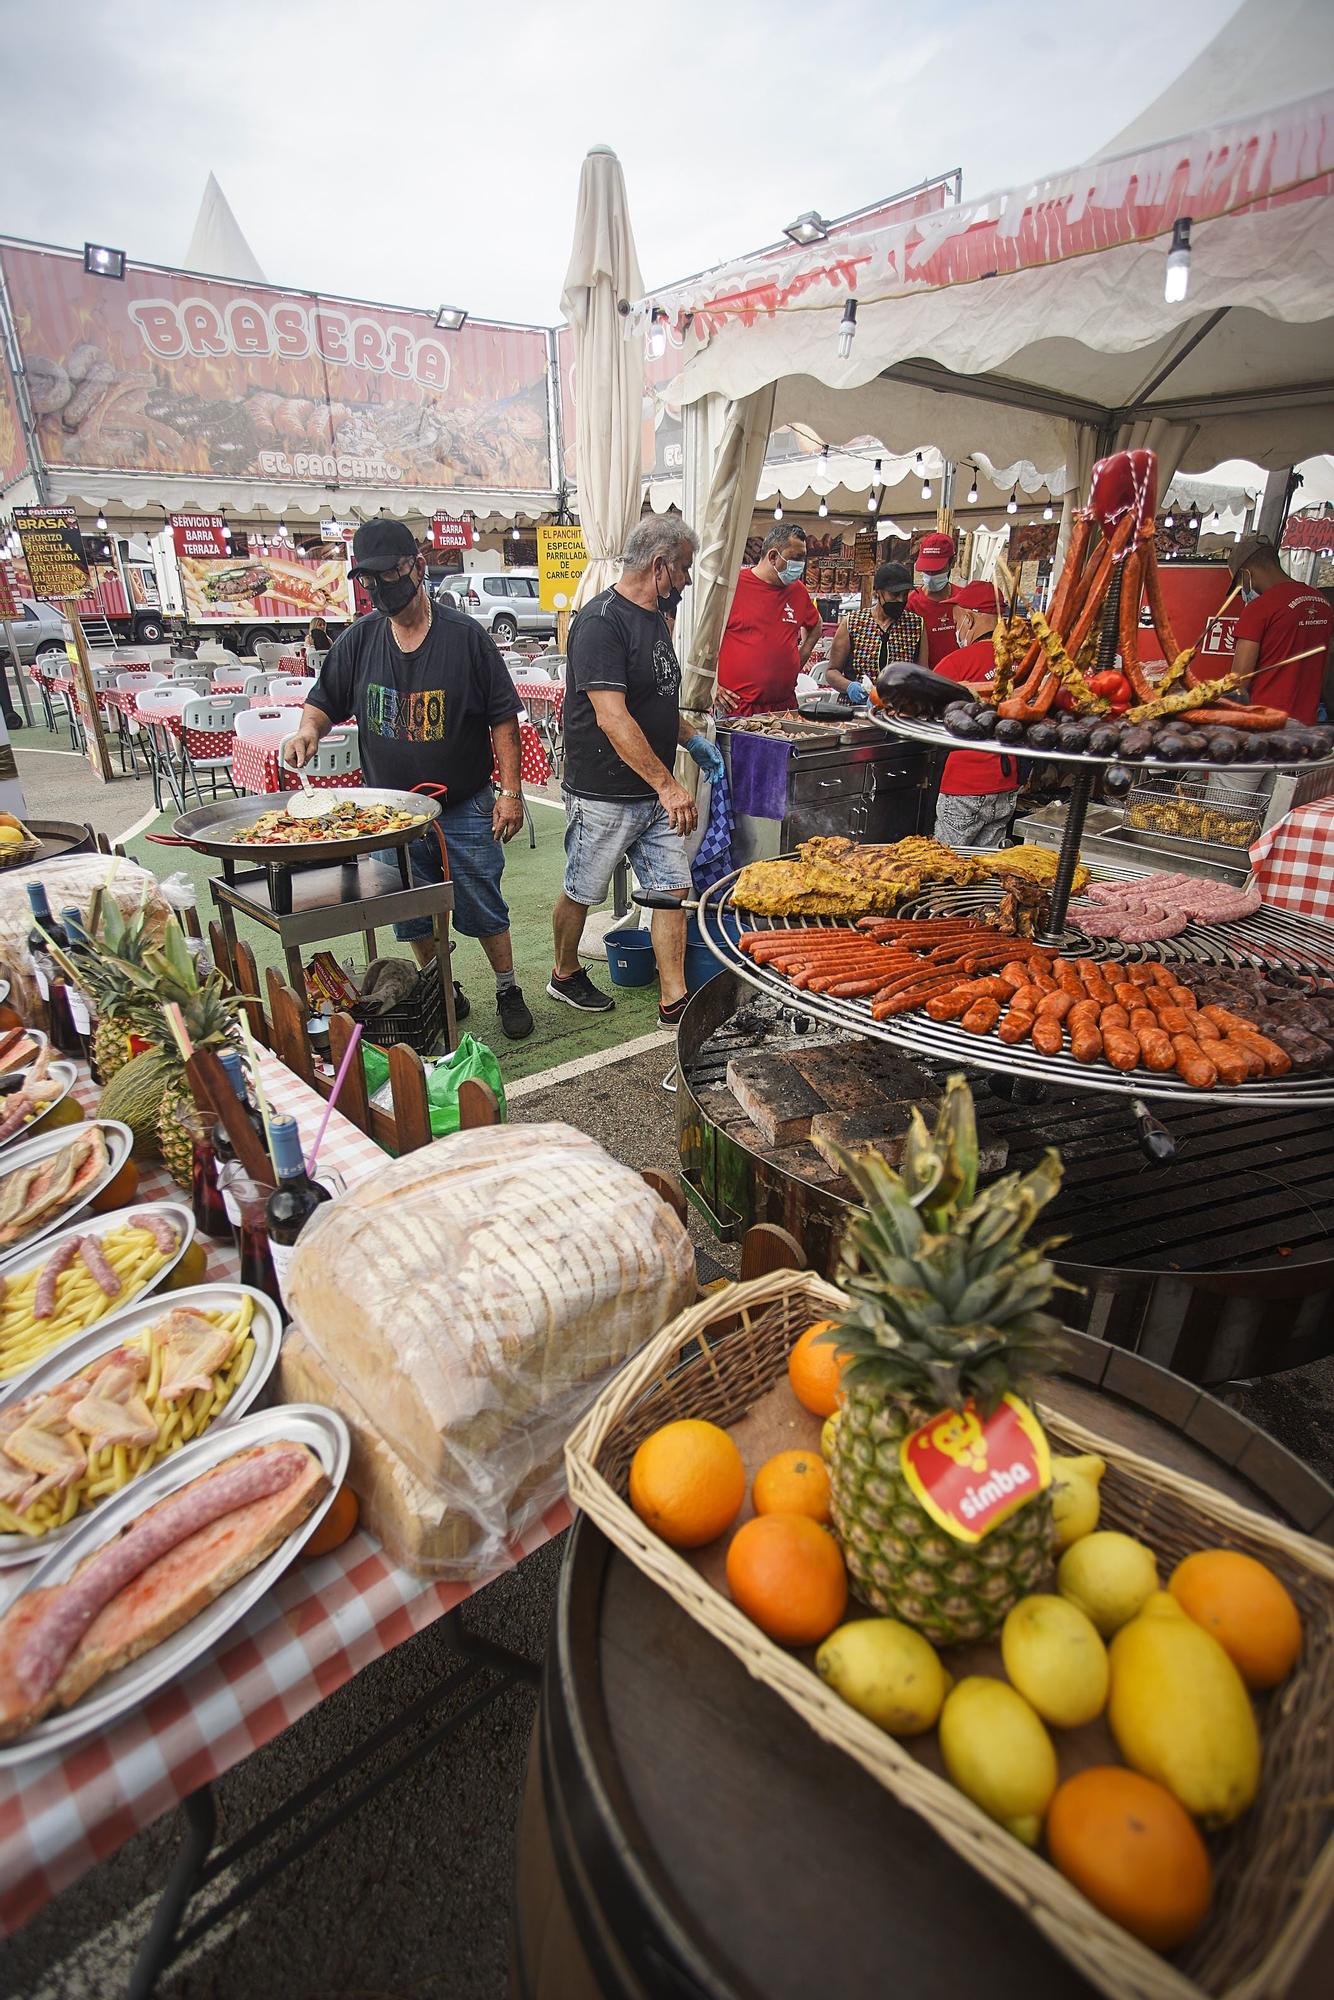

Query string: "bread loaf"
[[280, 1123, 696, 1576]]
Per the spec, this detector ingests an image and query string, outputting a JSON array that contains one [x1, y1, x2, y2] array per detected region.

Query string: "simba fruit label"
[[900, 1395, 1050, 1544]]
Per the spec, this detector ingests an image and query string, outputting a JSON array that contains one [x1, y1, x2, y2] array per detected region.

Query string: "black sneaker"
[[546, 967, 615, 1013], [658, 994, 689, 1028], [497, 985, 534, 1039], [453, 980, 471, 1022]]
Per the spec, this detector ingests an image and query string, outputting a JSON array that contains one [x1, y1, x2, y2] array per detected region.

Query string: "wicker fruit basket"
[[565, 1271, 1334, 2000]]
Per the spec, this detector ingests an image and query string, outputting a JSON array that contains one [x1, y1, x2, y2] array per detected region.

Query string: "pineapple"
[[827, 1076, 1070, 1647], [106, 917, 239, 1186], [78, 891, 170, 1081]]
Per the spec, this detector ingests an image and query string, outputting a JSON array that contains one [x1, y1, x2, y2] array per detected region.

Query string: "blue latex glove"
[[686, 733, 726, 783], [844, 680, 870, 707]]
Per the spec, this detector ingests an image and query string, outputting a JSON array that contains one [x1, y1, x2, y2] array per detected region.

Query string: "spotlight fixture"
[[95, 510, 108, 531], [966, 469, 979, 504], [1164, 217, 1192, 305], [83, 242, 125, 281], [433, 305, 468, 331], [1006, 488, 1018, 515], [836, 298, 857, 359], [647, 308, 668, 360], [783, 210, 830, 247]]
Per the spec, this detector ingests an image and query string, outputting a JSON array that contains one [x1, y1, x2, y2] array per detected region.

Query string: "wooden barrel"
[[512, 1338, 1333, 2000]]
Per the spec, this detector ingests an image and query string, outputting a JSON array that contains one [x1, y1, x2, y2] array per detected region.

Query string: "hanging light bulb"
[[1164, 217, 1192, 304], [647, 308, 668, 360], [1163, 501, 1176, 528], [817, 497, 828, 519], [921, 478, 932, 501], [871, 457, 883, 491], [1042, 501, 1054, 521], [836, 298, 857, 359], [966, 468, 979, 504], [1210, 509, 1221, 529], [773, 501, 784, 522], [512, 524, 521, 541], [866, 491, 877, 512], [95, 509, 108, 531], [1006, 488, 1018, 515]]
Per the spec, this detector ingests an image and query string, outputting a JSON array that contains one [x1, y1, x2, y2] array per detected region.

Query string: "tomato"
[[1053, 689, 1079, 714]]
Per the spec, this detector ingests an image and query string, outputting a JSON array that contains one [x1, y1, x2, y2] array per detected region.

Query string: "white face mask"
[[915, 570, 949, 595], [1239, 572, 1259, 603]]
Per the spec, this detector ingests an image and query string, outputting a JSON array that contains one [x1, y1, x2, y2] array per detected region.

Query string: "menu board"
[[13, 505, 90, 600]]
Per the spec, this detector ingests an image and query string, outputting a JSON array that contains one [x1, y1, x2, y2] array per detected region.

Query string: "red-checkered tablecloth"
[[513, 680, 564, 726], [231, 737, 362, 794], [0, 1053, 571, 1933], [1249, 799, 1334, 923]]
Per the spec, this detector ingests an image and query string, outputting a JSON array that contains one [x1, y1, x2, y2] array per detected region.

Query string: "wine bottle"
[[58, 906, 94, 1046], [213, 1048, 258, 1228], [264, 1115, 332, 1308], [25, 885, 82, 1055]]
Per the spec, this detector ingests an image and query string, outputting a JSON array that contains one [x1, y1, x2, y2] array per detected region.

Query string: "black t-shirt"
[[564, 587, 681, 801], [309, 601, 519, 802], [306, 627, 333, 654]]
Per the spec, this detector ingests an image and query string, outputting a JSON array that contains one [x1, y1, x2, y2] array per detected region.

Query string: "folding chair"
[[113, 671, 166, 777], [179, 694, 245, 806], [134, 686, 192, 811]]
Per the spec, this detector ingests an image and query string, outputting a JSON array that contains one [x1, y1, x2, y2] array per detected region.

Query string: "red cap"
[[953, 580, 1001, 612], [914, 531, 955, 574]]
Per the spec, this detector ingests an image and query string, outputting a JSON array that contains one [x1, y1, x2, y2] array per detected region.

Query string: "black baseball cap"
[[350, 518, 418, 579]]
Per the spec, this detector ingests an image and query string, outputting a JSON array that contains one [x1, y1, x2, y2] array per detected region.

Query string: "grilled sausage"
[[1102, 1026, 1142, 1071], [1171, 1034, 1218, 1089], [1031, 1014, 1066, 1055], [960, 997, 1001, 1035], [1195, 1036, 1249, 1086]]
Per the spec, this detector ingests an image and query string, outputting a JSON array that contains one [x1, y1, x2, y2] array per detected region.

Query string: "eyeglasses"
[[351, 556, 416, 584]]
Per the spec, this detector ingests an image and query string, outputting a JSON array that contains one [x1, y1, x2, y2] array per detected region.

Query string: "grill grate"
[[696, 864, 1334, 1112]]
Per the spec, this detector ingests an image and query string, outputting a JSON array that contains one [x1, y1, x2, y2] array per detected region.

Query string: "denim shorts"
[[380, 786, 510, 941], [562, 791, 690, 906]]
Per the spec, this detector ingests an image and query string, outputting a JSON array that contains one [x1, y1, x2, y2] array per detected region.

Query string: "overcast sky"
[[2, 0, 1246, 323]]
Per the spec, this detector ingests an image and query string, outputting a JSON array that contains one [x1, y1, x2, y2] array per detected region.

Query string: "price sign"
[[537, 523, 588, 612], [13, 506, 89, 601]]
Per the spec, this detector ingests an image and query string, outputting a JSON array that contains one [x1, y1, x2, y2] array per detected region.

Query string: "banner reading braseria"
[[0, 357, 28, 491], [2, 243, 553, 492]]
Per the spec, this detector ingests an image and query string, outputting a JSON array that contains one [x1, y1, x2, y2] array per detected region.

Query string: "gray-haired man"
[[550, 517, 720, 1025]]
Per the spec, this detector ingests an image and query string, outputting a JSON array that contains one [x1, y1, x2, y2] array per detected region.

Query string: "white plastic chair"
[[268, 675, 317, 706], [179, 694, 245, 806], [255, 640, 287, 671], [134, 686, 192, 810], [281, 725, 360, 784], [235, 705, 296, 745]]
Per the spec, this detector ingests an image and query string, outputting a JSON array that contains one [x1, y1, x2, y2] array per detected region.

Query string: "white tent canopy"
[[45, 472, 547, 528], [183, 174, 268, 285]]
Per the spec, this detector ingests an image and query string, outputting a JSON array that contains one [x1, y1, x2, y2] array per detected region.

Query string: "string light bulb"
[[836, 298, 857, 359], [95, 510, 108, 531], [773, 501, 784, 522], [1164, 216, 1192, 304], [647, 308, 668, 360], [966, 469, 979, 504], [1042, 501, 1054, 521], [921, 477, 932, 500], [817, 496, 828, 518], [1163, 502, 1176, 528], [866, 491, 877, 512], [511, 524, 521, 541], [871, 458, 883, 490], [1006, 488, 1018, 515]]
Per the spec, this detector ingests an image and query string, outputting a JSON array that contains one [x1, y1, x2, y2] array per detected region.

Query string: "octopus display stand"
[[515, 1338, 1333, 2000]]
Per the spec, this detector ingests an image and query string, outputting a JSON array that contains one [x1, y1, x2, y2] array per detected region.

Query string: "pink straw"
[[306, 1022, 362, 1175]]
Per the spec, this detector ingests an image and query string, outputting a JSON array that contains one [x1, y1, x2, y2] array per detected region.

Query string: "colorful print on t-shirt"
[[366, 682, 447, 741]]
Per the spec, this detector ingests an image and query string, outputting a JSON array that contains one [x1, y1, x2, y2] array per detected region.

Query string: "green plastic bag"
[[362, 1033, 507, 1138]]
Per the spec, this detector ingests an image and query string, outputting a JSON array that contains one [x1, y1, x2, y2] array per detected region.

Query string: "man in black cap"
[[286, 519, 534, 1038]]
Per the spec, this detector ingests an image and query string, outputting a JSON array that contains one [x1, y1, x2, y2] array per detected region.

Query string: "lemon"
[[1057, 1530, 1158, 1638], [820, 1411, 840, 1461], [1109, 1592, 1260, 1825], [0, 825, 24, 848], [939, 1677, 1058, 1846], [816, 1618, 950, 1737], [1001, 1593, 1109, 1728], [1049, 1452, 1105, 1550]]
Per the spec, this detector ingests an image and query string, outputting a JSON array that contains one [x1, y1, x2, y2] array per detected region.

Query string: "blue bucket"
[[684, 915, 718, 994], [604, 926, 657, 988]]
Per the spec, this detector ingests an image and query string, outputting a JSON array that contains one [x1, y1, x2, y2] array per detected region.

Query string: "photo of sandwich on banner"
[[180, 556, 346, 620]]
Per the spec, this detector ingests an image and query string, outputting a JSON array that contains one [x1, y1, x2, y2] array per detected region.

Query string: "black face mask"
[[879, 598, 907, 624], [365, 567, 419, 617]]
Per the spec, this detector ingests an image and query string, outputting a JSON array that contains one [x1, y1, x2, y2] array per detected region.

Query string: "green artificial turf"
[[124, 801, 665, 1085]]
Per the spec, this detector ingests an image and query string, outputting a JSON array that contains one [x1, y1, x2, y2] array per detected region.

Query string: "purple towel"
[[728, 732, 791, 820]]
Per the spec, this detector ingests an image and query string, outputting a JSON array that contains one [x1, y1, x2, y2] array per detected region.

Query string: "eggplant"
[[1101, 763, 1134, 798], [994, 717, 1027, 746], [1175, 731, 1209, 759], [1256, 732, 1292, 761], [946, 712, 987, 740], [875, 662, 968, 717], [1118, 726, 1157, 760], [1205, 729, 1241, 763], [1151, 734, 1188, 761], [1087, 724, 1123, 757], [1056, 722, 1090, 753], [944, 703, 978, 734], [1024, 721, 1059, 750], [971, 705, 999, 737]]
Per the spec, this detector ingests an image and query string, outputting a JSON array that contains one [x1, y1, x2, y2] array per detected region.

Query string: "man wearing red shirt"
[[1229, 535, 1334, 723], [932, 580, 1016, 850], [908, 530, 960, 668], [716, 524, 821, 716]]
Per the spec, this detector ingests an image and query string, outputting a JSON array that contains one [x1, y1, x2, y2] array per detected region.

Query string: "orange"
[[787, 1320, 850, 1417], [1046, 1766, 1211, 1951], [629, 1419, 746, 1548], [726, 1513, 847, 1647], [164, 1240, 208, 1289], [752, 1450, 831, 1523], [304, 1483, 360, 1556], [1168, 1549, 1302, 1690], [90, 1158, 140, 1214]]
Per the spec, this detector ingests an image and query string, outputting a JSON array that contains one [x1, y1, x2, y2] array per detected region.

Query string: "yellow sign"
[[536, 524, 588, 613]]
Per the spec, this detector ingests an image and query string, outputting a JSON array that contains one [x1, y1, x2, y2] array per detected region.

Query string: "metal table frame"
[[209, 856, 458, 1051], [126, 1608, 541, 1999]]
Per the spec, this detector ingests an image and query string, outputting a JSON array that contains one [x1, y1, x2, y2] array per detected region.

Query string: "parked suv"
[[8, 599, 69, 665], [444, 569, 554, 645]]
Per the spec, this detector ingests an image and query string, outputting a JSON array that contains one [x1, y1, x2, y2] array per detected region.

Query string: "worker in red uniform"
[[1229, 534, 1334, 723], [932, 580, 1016, 850], [715, 523, 822, 716], [908, 530, 960, 668]]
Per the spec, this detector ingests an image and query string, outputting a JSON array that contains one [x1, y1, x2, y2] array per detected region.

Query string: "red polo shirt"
[[908, 586, 960, 667], [717, 568, 820, 715], [1233, 578, 1333, 723], [935, 638, 1016, 796]]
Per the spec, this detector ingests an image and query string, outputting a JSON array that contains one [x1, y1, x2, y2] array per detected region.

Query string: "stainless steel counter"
[[716, 714, 928, 865]]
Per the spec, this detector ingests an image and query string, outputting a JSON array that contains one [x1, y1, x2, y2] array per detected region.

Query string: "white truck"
[[149, 529, 357, 651]]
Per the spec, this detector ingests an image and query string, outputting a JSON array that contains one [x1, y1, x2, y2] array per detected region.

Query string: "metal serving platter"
[[0, 1404, 349, 1768], [0, 1121, 134, 1269], [168, 786, 440, 866], [0, 1060, 78, 1154], [871, 708, 1334, 775], [697, 864, 1334, 1111], [0, 1282, 282, 1569], [0, 1202, 196, 1387]]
